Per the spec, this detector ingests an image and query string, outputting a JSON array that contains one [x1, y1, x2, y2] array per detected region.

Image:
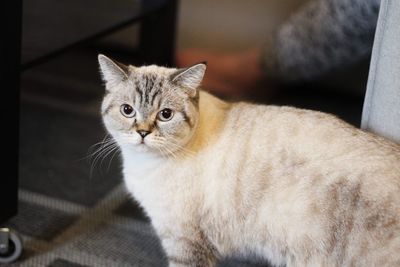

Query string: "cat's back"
[[212, 101, 400, 208], [219, 102, 400, 168]]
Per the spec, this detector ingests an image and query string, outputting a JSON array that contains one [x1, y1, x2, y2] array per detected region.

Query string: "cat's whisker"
[[100, 145, 120, 170], [150, 143, 186, 160], [150, 139, 179, 156], [150, 139, 180, 159], [165, 140, 196, 159], [89, 139, 120, 177], [107, 147, 121, 171], [90, 135, 114, 150], [161, 146, 179, 160], [149, 140, 172, 157], [90, 147, 113, 176], [99, 143, 120, 168], [79, 135, 113, 161], [91, 134, 112, 147], [89, 141, 116, 167], [155, 146, 169, 158], [87, 141, 115, 161], [92, 134, 112, 147]]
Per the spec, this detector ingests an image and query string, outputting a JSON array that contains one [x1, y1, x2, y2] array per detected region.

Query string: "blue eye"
[[120, 104, 135, 118], [157, 108, 174, 121]]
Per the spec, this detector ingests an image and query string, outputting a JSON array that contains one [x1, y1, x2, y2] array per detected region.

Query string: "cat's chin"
[[133, 143, 181, 158], [133, 143, 154, 153], [132, 143, 166, 156]]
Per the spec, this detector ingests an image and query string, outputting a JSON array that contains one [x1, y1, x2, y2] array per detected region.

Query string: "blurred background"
[[102, 0, 306, 51], [178, 0, 304, 50]]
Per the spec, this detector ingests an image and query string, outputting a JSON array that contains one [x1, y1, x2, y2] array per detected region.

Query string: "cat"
[[98, 54, 400, 267]]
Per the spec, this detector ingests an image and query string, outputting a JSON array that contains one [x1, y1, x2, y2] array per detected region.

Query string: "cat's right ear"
[[98, 54, 130, 90]]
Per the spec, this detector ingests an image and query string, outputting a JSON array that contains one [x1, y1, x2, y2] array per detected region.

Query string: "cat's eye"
[[120, 104, 136, 118], [157, 108, 174, 122]]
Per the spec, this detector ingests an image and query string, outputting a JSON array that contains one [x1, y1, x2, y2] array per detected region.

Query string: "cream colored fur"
[[98, 56, 400, 267]]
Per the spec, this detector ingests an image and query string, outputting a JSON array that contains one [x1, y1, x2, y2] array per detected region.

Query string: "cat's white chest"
[[122, 151, 161, 175], [120, 149, 168, 207]]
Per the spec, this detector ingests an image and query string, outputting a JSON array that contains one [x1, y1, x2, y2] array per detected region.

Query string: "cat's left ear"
[[170, 62, 207, 97]]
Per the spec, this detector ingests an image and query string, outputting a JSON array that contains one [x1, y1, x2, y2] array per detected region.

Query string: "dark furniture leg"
[[0, 0, 22, 223], [139, 0, 178, 66]]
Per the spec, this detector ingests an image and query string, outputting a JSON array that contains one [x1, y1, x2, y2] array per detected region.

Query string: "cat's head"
[[98, 54, 206, 156]]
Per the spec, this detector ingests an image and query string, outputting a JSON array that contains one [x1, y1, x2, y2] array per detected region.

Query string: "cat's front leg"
[[161, 233, 218, 267]]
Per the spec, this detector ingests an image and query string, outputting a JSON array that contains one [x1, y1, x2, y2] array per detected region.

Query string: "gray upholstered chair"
[[361, 0, 400, 144]]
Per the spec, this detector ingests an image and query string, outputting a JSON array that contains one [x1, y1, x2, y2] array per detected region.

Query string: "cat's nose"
[[137, 130, 150, 138]]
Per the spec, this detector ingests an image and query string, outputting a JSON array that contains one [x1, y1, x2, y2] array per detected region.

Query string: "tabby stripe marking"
[[150, 80, 163, 106], [150, 89, 161, 106], [144, 75, 156, 104], [134, 79, 143, 103]]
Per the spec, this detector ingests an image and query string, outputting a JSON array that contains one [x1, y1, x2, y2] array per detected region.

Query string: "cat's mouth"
[[137, 139, 148, 147], [121, 134, 160, 153], [134, 142, 152, 153], [139, 137, 153, 146], [135, 138, 156, 152]]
